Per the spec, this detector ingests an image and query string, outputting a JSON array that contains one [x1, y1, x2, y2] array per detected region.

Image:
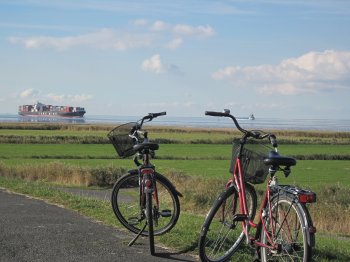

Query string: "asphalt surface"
[[0, 188, 197, 262]]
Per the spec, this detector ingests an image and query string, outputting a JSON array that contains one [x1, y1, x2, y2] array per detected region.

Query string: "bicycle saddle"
[[264, 151, 296, 167], [133, 142, 159, 152]]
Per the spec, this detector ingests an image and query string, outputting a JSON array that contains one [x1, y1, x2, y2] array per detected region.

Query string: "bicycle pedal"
[[160, 209, 172, 217], [128, 217, 140, 225], [232, 214, 248, 222]]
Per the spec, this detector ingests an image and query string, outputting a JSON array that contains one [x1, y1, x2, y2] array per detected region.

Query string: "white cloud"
[[150, 20, 169, 31], [46, 93, 65, 103], [68, 94, 93, 103], [212, 50, 350, 95], [173, 24, 215, 37], [17, 90, 92, 104], [46, 93, 93, 103], [132, 19, 148, 27], [8, 28, 153, 51], [19, 88, 40, 98], [18, 89, 92, 104], [8, 21, 215, 51], [141, 54, 180, 74], [142, 101, 197, 109], [166, 37, 183, 49], [141, 54, 165, 74]]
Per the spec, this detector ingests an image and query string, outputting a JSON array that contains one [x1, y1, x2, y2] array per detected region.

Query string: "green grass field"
[[1, 155, 349, 188], [2, 124, 350, 144], [2, 143, 350, 159]]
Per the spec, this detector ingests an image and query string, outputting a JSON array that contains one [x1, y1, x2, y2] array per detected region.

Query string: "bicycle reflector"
[[141, 168, 154, 174], [145, 179, 152, 188], [298, 191, 316, 203]]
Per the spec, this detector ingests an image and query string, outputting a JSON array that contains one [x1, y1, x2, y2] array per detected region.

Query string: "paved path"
[[0, 189, 197, 262]]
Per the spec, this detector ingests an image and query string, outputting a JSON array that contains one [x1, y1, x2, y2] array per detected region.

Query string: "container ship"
[[18, 102, 86, 117]]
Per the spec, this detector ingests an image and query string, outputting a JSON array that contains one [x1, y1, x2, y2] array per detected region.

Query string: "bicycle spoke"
[[261, 196, 308, 261], [111, 172, 180, 236], [199, 185, 257, 261]]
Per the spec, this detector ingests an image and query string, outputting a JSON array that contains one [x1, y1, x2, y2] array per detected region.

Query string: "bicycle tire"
[[146, 190, 155, 255], [111, 172, 180, 236], [199, 183, 257, 262], [260, 193, 312, 261]]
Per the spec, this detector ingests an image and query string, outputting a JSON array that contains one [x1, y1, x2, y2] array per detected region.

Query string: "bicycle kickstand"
[[128, 223, 147, 247]]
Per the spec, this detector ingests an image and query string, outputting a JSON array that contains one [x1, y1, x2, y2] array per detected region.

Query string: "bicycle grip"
[[205, 111, 229, 117], [150, 111, 166, 118]]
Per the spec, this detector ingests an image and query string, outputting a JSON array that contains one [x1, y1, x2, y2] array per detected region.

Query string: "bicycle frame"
[[139, 152, 159, 217], [128, 113, 166, 218], [228, 154, 277, 249], [228, 152, 316, 252]]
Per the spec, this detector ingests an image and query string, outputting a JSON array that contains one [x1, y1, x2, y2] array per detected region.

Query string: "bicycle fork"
[[128, 168, 156, 248]]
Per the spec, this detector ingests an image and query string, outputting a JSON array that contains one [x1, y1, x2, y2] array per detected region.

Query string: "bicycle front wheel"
[[111, 172, 180, 236], [199, 183, 257, 262], [260, 193, 312, 261]]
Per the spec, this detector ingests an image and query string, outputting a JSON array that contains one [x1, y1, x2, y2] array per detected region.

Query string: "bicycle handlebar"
[[139, 111, 167, 128], [205, 111, 230, 117], [149, 111, 166, 118], [205, 110, 248, 135], [205, 110, 278, 147]]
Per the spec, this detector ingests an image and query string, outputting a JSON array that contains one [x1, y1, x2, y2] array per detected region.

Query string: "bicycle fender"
[[272, 190, 316, 248], [155, 172, 183, 197], [299, 203, 316, 247], [127, 169, 183, 197], [128, 169, 138, 175]]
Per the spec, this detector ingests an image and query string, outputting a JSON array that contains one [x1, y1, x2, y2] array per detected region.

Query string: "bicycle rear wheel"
[[198, 183, 257, 262], [260, 193, 312, 261], [111, 172, 180, 236]]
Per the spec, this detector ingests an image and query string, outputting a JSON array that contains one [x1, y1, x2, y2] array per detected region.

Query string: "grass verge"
[[1, 163, 349, 236], [0, 161, 126, 187], [0, 176, 349, 261]]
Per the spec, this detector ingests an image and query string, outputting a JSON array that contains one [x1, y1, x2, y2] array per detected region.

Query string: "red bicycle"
[[198, 110, 316, 261]]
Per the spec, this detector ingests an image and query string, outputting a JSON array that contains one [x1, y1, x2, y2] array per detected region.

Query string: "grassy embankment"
[[0, 122, 350, 260]]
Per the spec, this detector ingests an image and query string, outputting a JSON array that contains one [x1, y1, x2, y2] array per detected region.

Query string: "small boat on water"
[[238, 113, 255, 120], [18, 102, 86, 117], [248, 113, 255, 120]]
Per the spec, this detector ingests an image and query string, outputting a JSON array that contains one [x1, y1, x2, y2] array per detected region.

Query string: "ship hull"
[[19, 111, 85, 118]]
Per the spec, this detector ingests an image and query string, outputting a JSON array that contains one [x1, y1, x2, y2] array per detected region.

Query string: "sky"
[[0, 0, 350, 119]]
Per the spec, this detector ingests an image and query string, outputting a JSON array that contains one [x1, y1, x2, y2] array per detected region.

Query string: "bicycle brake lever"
[[283, 166, 291, 178], [269, 134, 278, 148], [250, 130, 261, 139], [133, 155, 142, 166]]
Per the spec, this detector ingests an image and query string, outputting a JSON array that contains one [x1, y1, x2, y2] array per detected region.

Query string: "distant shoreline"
[[1, 114, 350, 132]]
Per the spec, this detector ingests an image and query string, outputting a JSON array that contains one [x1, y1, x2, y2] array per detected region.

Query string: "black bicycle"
[[108, 112, 181, 255]]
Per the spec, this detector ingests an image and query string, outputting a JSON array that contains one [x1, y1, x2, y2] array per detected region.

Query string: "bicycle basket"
[[229, 141, 271, 184], [107, 122, 137, 158]]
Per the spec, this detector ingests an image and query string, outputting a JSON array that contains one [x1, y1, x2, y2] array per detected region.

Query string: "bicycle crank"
[[128, 217, 142, 225]]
